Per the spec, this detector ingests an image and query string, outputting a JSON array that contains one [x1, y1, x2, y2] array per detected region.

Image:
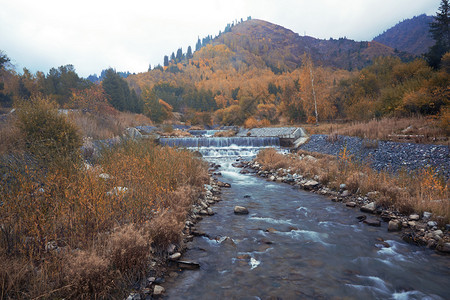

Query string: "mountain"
[[373, 14, 434, 56], [211, 19, 410, 72]]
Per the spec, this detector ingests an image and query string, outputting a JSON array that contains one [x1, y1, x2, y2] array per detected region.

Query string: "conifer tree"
[[187, 46, 193, 59], [426, 0, 450, 68], [195, 37, 202, 51], [164, 55, 169, 67]]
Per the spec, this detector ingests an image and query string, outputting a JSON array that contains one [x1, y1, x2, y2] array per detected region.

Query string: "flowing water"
[[162, 138, 450, 300]]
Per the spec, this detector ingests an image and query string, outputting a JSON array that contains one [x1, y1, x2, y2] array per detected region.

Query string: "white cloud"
[[0, 0, 440, 77]]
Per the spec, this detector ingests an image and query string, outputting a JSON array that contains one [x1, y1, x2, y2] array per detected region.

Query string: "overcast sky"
[[0, 0, 440, 77]]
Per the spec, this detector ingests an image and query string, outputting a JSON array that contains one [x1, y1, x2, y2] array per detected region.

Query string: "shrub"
[[16, 97, 81, 168]]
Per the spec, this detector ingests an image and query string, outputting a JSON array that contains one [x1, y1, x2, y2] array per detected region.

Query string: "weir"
[[159, 136, 280, 148]]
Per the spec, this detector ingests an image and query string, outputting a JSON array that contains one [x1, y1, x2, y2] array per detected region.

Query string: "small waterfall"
[[188, 130, 224, 137], [159, 136, 281, 158]]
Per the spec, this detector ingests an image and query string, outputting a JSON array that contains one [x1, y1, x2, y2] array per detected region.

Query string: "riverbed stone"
[[207, 208, 214, 215], [407, 221, 416, 227], [234, 206, 249, 214], [423, 212, 432, 220], [346, 201, 356, 207], [427, 221, 438, 227], [127, 293, 141, 300], [341, 190, 350, 197], [360, 202, 376, 213], [436, 241, 450, 253], [303, 180, 319, 190], [169, 252, 181, 260], [153, 285, 165, 296], [339, 183, 347, 190], [388, 220, 401, 232], [217, 181, 231, 188], [363, 218, 381, 227], [409, 214, 420, 221], [177, 261, 200, 270], [366, 191, 379, 200]]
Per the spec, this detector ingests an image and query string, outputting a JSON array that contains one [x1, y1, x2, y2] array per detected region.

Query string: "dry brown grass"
[[214, 130, 236, 137], [256, 148, 449, 222], [69, 110, 153, 140], [159, 129, 192, 137], [0, 138, 208, 298], [0, 116, 24, 155], [329, 117, 448, 144]]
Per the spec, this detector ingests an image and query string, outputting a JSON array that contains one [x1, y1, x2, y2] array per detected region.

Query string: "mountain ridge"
[[373, 14, 434, 56]]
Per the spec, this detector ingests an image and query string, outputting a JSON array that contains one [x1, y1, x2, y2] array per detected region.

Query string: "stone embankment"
[[299, 134, 450, 179], [233, 159, 450, 255], [127, 163, 229, 299]]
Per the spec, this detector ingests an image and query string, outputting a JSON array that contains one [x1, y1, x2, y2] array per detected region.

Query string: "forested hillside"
[[1, 18, 448, 129], [374, 14, 434, 56], [126, 18, 448, 127]]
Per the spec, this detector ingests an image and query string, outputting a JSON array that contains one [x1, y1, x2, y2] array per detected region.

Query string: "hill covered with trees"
[[373, 14, 434, 56]]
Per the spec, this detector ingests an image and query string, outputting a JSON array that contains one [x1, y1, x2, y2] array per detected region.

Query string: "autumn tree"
[[0, 51, 12, 107], [68, 85, 116, 115]]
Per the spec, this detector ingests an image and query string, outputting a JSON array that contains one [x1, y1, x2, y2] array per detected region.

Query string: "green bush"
[[16, 97, 81, 168]]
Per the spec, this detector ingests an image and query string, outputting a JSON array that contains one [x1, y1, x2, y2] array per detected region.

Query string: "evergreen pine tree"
[[426, 0, 450, 68], [164, 55, 169, 67], [187, 46, 193, 59], [195, 37, 202, 51], [176, 48, 183, 62]]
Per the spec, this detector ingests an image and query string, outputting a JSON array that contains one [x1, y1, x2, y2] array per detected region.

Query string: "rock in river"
[[363, 218, 381, 227], [388, 220, 401, 232], [234, 206, 249, 214], [177, 260, 200, 270], [360, 202, 376, 214], [303, 180, 319, 190], [153, 285, 165, 296]]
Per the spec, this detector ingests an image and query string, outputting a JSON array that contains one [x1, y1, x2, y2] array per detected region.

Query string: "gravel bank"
[[299, 135, 450, 179]]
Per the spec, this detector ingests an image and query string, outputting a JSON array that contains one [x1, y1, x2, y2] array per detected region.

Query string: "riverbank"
[[0, 136, 210, 299], [236, 148, 450, 254]]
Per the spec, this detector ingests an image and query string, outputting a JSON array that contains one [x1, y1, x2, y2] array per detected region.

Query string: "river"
[[160, 136, 449, 300]]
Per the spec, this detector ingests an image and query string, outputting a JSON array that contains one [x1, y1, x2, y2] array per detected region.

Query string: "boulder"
[[339, 183, 347, 190], [207, 208, 214, 216], [436, 241, 450, 253], [363, 218, 381, 227], [127, 293, 141, 300], [427, 221, 438, 228], [423, 211, 432, 220], [124, 127, 143, 139], [234, 206, 249, 215], [153, 285, 165, 296], [217, 181, 231, 188], [341, 190, 350, 197], [169, 252, 181, 260], [346, 202, 357, 207], [388, 220, 401, 232], [366, 191, 379, 200], [360, 202, 376, 214], [408, 214, 420, 221], [177, 261, 200, 270], [356, 215, 367, 222], [98, 173, 111, 180], [303, 180, 319, 190]]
